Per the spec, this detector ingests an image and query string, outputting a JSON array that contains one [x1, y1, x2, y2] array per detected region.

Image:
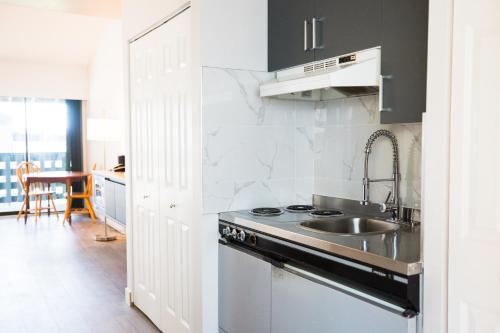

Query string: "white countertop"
[[93, 170, 126, 185]]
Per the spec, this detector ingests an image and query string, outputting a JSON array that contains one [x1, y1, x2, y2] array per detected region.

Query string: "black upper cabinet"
[[268, 0, 314, 71], [268, 0, 429, 124], [268, 0, 381, 71], [380, 0, 428, 123], [314, 0, 381, 61]]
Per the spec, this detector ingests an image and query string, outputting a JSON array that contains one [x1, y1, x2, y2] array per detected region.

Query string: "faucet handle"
[[384, 191, 392, 204], [379, 191, 397, 217], [379, 202, 395, 213]]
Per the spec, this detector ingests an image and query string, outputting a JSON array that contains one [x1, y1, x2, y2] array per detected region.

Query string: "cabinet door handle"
[[169, 203, 176, 208], [312, 17, 317, 49], [304, 20, 309, 51], [143, 194, 150, 199], [379, 75, 393, 112]]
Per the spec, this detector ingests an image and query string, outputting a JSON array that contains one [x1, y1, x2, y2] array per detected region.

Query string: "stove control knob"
[[249, 233, 257, 246], [230, 229, 238, 239], [237, 230, 246, 242], [222, 226, 231, 236]]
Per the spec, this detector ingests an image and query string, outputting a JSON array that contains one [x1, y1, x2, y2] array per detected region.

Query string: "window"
[[0, 97, 82, 213]]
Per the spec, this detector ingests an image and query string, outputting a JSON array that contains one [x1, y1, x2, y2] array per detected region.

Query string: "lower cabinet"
[[114, 182, 126, 223], [219, 244, 272, 333], [271, 267, 417, 333], [104, 178, 126, 225], [219, 243, 417, 333]]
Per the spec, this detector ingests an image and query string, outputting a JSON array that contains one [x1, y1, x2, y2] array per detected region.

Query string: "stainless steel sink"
[[300, 217, 399, 235]]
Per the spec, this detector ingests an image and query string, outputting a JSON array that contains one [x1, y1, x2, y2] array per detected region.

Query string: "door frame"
[[422, 0, 453, 332]]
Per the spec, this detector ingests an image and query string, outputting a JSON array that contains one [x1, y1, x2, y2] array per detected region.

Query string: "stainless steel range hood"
[[260, 47, 381, 101]]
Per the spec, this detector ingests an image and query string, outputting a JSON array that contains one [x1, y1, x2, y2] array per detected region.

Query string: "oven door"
[[219, 243, 272, 333]]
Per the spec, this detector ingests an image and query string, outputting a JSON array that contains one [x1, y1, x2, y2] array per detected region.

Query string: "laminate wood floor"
[[0, 214, 160, 333]]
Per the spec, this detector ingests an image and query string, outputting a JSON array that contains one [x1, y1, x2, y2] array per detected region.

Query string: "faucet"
[[360, 129, 401, 221]]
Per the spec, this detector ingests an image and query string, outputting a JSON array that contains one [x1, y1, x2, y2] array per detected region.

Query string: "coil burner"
[[309, 209, 344, 217], [249, 207, 284, 216], [285, 205, 316, 212]]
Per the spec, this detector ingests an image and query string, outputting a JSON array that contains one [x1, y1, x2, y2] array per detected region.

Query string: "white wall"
[[86, 21, 125, 171], [200, 0, 267, 71], [0, 3, 111, 66], [0, 60, 89, 100], [0, 3, 114, 100]]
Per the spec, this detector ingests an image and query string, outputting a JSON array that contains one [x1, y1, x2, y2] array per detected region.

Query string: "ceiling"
[[0, 0, 121, 19], [0, 3, 117, 66]]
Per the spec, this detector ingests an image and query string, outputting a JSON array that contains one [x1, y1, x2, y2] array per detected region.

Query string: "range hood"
[[260, 47, 381, 101]]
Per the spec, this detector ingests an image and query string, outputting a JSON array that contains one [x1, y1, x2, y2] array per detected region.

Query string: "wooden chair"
[[16, 162, 58, 221], [65, 164, 97, 223]]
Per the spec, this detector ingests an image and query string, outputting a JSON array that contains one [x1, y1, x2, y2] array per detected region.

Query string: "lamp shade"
[[87, 118, 121, 142]]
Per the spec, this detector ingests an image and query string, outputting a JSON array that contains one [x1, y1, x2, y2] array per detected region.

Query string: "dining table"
[[24, 171, 90, 224]]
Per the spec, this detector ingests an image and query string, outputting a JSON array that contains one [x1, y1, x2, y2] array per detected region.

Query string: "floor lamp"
[[87, 118, 120, 242]]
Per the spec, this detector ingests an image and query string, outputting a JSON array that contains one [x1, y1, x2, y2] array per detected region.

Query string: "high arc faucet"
[[360, 129, 401, 221]]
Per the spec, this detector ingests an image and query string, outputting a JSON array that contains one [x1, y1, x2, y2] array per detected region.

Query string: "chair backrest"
[[16, 162, 42, 192], [85, 163, 97, 195]]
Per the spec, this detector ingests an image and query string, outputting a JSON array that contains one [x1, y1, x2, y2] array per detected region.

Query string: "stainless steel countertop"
[[219, 199, 422, 276]]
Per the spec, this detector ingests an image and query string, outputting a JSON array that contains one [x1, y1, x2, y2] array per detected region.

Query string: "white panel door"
[[448, 0, 500, 331], [130, 7, 195, 333], [156, 10, 195, 333], [130, 29, 162, 327]]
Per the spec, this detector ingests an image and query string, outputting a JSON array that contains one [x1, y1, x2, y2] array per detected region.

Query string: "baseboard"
[[105, 216, 126, 234]]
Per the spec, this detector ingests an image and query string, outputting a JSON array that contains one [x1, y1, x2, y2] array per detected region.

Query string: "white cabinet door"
[[219, 245, 272, 333], [448, 0, 500, 331], [130, 22, 162, 327], [130, 7, 196, 333], [155, 9, 196, 333]]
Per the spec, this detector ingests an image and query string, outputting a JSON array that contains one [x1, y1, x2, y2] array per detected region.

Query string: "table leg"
[[47, 184, 50, 216], [65, 179, 72, 225], [24, 185, 29, 224]]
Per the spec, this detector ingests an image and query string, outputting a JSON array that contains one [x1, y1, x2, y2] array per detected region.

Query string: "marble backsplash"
[[311, 96, 422, 208], [202, 67, 313, 213], [202, 67, 422, 213]]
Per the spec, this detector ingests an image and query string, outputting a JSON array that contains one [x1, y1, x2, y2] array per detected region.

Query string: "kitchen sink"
[[300, 217, 399, 235]]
